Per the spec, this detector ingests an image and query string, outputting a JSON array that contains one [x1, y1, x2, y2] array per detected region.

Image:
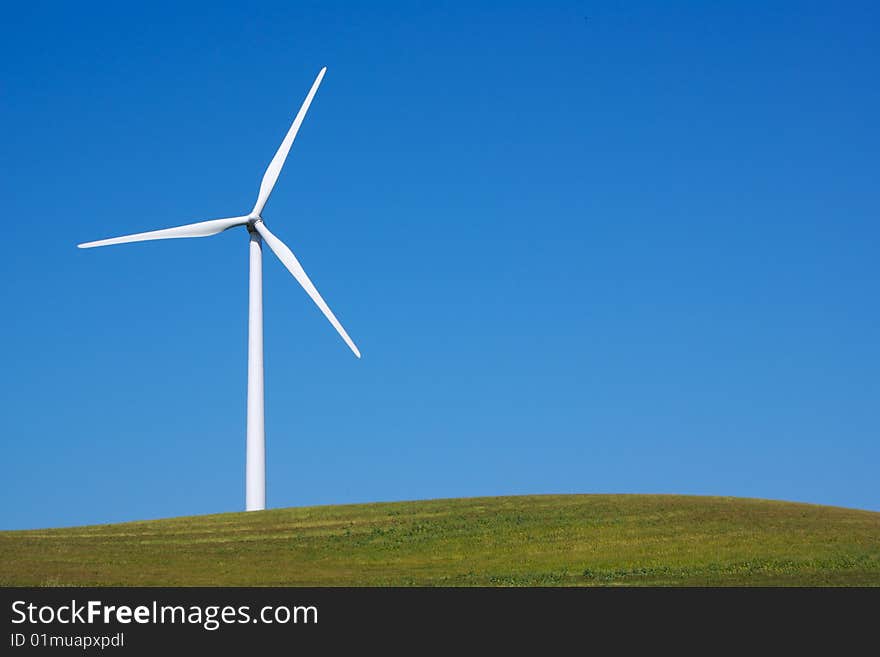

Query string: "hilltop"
[[1, 495, 878, 586]]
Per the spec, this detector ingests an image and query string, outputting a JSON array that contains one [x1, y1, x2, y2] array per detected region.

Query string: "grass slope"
[[1, 495, 879, 586]]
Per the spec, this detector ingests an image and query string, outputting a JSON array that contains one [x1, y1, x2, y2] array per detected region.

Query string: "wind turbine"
[[77, 67, 360, 512]]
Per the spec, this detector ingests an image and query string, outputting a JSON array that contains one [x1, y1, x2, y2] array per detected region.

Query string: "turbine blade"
[[251, 67, 327, 216], [77, 216, 249, 249], [253, 221, 360, 358]]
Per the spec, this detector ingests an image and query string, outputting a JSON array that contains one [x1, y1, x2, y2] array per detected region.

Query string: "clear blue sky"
[[1, 2, 878, 529]]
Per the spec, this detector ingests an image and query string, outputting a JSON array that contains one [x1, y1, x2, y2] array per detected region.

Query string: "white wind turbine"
[[78, 67, 360, 512]]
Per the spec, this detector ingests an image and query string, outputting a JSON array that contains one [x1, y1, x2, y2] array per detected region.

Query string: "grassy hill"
[[1, 495, 879, 586]]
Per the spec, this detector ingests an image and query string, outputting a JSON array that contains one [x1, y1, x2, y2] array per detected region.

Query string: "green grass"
[[1, 495, 879, 586]]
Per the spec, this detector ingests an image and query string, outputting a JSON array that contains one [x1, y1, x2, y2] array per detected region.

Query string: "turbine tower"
[[78, 67, 360, 511]]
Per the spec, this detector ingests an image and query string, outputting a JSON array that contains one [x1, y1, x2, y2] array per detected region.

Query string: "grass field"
[[1, 495, 879, 586]]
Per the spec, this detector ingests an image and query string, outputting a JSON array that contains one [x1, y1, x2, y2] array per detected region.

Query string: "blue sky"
[[1, 1, 878, 529]]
